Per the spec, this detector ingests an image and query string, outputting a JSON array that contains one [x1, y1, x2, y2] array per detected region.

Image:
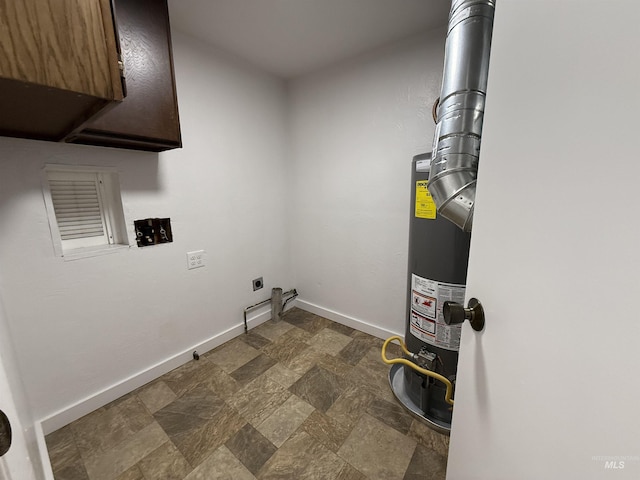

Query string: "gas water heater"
[[386, 153, 471, 433], [384, 0, 494, 433]]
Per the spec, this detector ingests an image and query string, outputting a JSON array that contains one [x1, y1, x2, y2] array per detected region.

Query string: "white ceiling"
[[168, 0, 450, 78]]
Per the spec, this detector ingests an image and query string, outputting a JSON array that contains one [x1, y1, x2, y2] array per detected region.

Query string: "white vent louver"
[[49, 176, 107, 242]]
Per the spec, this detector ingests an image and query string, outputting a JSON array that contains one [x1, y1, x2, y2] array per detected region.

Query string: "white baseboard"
[[295, 299, 402, 340], [37, 297, 397, 436], [39, 308, 275, 435], [34, 297, 399, 475]]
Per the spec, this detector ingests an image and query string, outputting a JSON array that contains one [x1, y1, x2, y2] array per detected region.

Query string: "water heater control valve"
[[416, 348, 437, 371]]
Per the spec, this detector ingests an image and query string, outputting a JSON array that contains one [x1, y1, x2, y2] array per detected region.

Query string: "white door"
[[0, 363, 18, 480], [446, 2, 640, 479], [0, 360, 25, 480], [0, 300, 39, 480]]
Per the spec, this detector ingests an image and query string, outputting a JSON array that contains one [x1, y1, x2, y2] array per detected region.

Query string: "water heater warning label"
[[409, 274, 465, 351], [415, 180, 436, 219]]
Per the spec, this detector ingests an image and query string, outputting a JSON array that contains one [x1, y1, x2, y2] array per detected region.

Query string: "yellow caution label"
[[415, 180, 436, 219]]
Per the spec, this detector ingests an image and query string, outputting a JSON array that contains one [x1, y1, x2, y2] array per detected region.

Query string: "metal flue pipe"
[[271, 287, 283, 322], [428, 0, 496, 232]]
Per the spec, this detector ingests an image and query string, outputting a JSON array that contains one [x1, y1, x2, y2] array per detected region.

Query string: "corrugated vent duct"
[[428, 0, 495, 232]]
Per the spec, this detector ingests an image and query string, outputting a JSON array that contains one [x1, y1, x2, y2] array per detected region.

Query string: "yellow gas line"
[[381, 335, 455, 406]]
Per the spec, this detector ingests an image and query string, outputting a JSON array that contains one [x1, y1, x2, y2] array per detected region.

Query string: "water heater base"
[[388, 363, 451, 435]]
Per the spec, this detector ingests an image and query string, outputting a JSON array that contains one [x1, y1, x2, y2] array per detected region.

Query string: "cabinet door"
[[67, 0, 182, 152], [0, 0, 123, 141]]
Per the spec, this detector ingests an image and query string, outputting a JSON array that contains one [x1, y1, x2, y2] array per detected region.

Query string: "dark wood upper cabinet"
[[66, 0, 182, 152], [0, 0, 124, 142]]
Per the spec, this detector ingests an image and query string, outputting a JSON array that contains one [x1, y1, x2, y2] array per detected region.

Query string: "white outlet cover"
[[187, 250, 206, 269]]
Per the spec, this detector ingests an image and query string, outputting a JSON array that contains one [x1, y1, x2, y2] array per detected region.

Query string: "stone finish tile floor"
[[46, 308, 449, 480]]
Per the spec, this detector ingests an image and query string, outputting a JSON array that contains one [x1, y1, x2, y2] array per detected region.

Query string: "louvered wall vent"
[[43, 166, 129, 257]]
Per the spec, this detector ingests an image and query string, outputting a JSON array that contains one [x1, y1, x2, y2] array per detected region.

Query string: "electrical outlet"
[[253, 277, 263, 291], [187, 250, 206, 269]]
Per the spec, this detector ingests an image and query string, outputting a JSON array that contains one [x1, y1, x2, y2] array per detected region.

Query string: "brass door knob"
[[0, 409, 11, 457], [443, 298, 485, 331]]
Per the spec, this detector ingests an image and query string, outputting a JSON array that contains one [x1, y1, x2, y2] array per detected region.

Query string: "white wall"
[[0, 25, 449, 433], [0, 31, 291, 427], [289, 29, 445, 335], [447, 2, 640, 478]]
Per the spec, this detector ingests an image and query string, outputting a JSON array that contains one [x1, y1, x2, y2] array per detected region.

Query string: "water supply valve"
[[443, 298, 485, 331]]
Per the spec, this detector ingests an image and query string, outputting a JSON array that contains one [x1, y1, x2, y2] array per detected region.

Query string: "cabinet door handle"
[[0, 409, 11, 457], [443, 298, 485, 331]]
